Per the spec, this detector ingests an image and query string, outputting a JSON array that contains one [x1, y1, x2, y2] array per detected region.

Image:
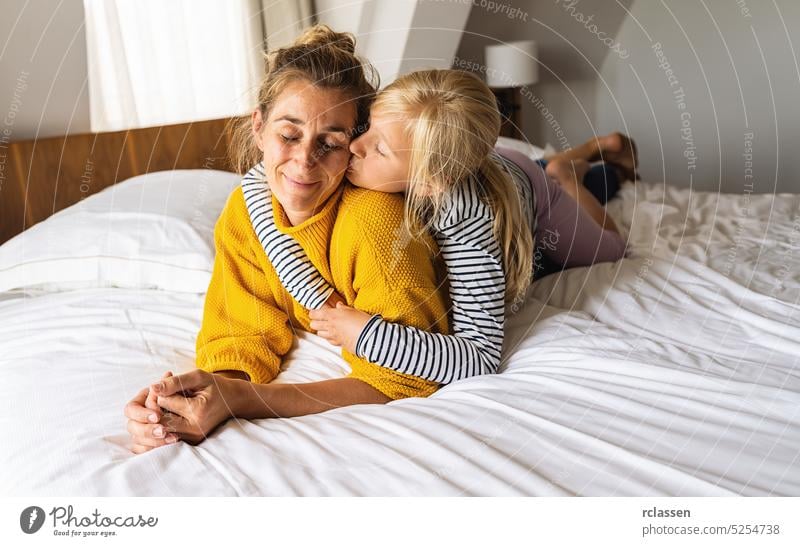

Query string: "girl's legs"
[[496, 147, 627, 280], [543, 158, 619, 234], [528, 171, 626, 274]]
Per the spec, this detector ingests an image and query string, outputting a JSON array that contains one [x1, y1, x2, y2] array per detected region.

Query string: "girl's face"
[[252, 80, 356, 225], [346, 108, 412, 193]]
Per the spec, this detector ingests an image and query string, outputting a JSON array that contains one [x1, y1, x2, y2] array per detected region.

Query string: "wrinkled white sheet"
[[1, 181, 798, 496]]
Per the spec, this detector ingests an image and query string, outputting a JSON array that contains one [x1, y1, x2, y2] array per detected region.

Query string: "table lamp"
[[484, 40, 538, 139]]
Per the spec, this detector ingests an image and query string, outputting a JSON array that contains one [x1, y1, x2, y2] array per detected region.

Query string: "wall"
[[316, 0, 471, 87], [455, 0, 632, 151], [0, 0, 91, 142], [596, 0, 800, 192]]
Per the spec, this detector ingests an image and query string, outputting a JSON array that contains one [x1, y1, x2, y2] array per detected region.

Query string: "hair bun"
[[230, 23, 377, 175], [293, 24, 356, 55]]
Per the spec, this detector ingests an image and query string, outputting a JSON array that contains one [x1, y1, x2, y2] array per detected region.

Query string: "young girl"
[[249, 69, 627, 386]]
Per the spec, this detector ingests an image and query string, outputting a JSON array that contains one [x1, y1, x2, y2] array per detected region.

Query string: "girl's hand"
[[323, 291, 346, 308], [308, 301, 372, 354], [151, 369, 241, 446]]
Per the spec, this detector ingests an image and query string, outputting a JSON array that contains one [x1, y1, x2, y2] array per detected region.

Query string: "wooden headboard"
[[0, 117, 243, 246]]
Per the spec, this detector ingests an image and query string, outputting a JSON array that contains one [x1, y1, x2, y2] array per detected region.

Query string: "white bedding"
[[1, 180, 798, 496]]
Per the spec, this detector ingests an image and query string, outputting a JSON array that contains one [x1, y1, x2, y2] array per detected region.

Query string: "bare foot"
[[545, 157, 591, 187], [593, 132, 639, 181]]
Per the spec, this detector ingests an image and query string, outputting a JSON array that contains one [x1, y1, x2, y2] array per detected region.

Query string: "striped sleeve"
[[354, 169, 508, 383], [239, 162, 335, 310]]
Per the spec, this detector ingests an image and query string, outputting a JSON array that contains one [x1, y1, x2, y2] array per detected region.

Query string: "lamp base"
[[492, 87, 524, 140]]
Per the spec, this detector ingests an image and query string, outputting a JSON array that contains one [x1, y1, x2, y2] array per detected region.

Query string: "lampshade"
[[484, 40, 539, 88]]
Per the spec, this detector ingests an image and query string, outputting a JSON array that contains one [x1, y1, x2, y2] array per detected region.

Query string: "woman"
[[123, 25, 449, 453]]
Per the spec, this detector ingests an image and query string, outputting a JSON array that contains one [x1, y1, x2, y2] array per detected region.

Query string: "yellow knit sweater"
[[195, 182, 449, 400]]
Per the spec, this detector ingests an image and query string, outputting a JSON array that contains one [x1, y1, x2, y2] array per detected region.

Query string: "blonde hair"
[[373, 69, 534, 302], [229, 24, 379, 174]]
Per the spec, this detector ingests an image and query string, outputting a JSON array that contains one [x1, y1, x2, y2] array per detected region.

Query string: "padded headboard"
[[0, 117, 242, 246]]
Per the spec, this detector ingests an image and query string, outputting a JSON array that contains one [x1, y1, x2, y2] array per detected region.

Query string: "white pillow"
[[0, 169, 240, 293], [495, 136, 552, 161]]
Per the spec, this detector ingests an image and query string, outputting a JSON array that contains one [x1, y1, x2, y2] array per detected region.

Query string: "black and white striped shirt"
[[240, 163, 335, 309], [240, 149, 536, 384]]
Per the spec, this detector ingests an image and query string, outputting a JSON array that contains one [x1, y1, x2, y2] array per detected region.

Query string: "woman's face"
[[347, 108, 412, 193], [253, 80, 356, 224]]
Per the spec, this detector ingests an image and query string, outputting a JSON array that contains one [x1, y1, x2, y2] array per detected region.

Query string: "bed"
[[1, 142, 798, 496]]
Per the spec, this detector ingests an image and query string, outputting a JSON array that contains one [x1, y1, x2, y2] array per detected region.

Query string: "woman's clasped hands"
[[124, 369, 243, 453], [124, 295, 372, 455]]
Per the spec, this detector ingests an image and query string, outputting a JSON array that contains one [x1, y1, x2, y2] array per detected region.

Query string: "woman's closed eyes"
[[279, 133, 345, 155]]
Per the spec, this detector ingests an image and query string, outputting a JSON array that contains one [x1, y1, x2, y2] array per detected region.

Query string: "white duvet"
[[1, 177, 798, 496]]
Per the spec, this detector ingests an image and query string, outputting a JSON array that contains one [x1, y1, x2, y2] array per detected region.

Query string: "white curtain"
[[83, 0, 265, 132]]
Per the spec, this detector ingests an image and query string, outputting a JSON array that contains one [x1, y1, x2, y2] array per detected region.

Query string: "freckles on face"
[[258, 80, 356, 222], [346, 110, 411, 194]]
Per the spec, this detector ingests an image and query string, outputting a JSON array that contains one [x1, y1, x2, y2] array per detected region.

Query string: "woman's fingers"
[[152, 399, 206, 445], [151, 369, 207, 397], [144, 388, 159, 413], [127, 419, 175, 440], [145, 371, 173, 415], [130, 435, 178, 454], [129, 434, 179, 449], [126, 372, 184, 454], [156, 393, 193, 419], [131, 443, 153, 455], [127, 371, 177, 424], [125, 388, 161, 424], [126, 419, 179, 447]]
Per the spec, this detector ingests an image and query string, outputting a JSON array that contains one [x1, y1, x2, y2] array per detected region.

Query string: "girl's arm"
[[349, 176, 505, 383]]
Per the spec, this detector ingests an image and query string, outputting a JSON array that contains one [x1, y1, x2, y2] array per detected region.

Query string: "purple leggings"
[[495, 146, 627, 279]]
